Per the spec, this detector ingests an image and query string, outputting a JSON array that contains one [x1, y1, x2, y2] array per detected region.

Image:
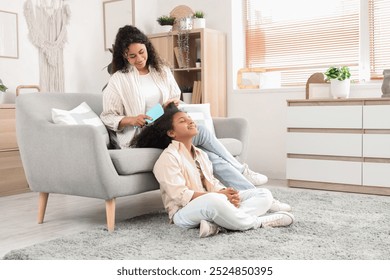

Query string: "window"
[[369, 0, 390, 79], [245, 0, 390, 86]]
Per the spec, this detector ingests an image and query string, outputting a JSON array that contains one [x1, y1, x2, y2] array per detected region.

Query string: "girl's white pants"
[[173, 188, 273, 231]]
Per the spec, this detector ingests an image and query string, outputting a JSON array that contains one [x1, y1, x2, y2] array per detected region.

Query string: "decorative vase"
[[330, 79, 350, 99], [381, 69, 390, 98], [193, 18, 205, 29], [178, 17, 192, 30]]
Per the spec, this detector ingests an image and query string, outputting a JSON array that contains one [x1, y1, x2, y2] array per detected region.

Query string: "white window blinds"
[[369, 0, 390, 79], [245, 0, 360, 86]]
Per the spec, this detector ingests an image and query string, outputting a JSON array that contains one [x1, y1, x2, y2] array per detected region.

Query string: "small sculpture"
[[381, 69, 390, 97]]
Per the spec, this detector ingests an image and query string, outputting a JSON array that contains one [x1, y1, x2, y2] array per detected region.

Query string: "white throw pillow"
[[51, 102, 110, 146], [178, 103, 215, 136]]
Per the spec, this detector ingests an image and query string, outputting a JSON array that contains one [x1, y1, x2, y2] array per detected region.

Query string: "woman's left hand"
[[163, 98, 180, 108]]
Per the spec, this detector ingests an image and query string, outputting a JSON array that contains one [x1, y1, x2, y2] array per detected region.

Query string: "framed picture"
[[103, 0, 134, 51], [0, 10, 19, 59], [237, 68, 265, 89]]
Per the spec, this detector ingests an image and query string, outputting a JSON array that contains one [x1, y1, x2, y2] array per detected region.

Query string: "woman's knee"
[[192, 124, 212, 145], [196, 124, 208, 134]]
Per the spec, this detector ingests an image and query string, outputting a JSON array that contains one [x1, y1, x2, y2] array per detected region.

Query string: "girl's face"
[[168, 112, 198, 141], [125, 43, 148, 72]]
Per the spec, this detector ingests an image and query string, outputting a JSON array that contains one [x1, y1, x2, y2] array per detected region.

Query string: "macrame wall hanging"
[[24, 0, 70, 92]]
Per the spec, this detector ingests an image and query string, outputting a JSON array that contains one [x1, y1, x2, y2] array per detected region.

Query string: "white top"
[[139, 73, 162, 112]]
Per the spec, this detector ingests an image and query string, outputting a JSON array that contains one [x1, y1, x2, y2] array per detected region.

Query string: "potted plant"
[[324, 66, 351, 99], [196, 58, 201, 68], [0, 79, 7, 93], [181, 85, 193, 104], [193, 11, 205, 29], [156, 15, 176, 32], [0, 79, 8, 104]]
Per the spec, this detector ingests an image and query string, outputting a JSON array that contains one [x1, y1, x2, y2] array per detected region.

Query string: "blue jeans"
[[192, 125, 255, 190]]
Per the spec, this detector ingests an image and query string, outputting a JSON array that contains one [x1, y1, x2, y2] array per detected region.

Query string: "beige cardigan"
[[100, 65, 181, 148]]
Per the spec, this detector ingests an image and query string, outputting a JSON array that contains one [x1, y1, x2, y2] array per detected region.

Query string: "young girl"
[[131, 104, 294, 238]]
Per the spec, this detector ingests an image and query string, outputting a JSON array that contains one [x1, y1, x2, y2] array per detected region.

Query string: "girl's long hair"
[[130, 103, 180, 149], [111, 25, 164, 74]]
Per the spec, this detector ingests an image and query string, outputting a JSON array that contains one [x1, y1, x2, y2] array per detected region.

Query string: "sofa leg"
[[105, 198, 116, 233], [38, 192, 49, 224]]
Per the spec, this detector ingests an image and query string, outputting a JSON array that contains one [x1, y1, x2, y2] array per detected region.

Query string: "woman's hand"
[[163, 98, 180, 108], [119, 114, 152, 129], [218, 188, 240, 207]]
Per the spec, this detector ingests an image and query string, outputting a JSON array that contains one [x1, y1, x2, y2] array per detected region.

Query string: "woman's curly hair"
[[130, 103, 180, 149], [111, 25, 165, 74]]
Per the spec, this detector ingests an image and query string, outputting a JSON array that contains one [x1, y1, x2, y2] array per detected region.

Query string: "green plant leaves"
[[324, 66, 351, 81]]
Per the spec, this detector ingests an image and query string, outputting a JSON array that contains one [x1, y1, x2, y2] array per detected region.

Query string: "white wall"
[[0, 0, 111, 97], [64, 0, 111, 93], [134, 0, 230, 35], [0, 0, 39, 98]]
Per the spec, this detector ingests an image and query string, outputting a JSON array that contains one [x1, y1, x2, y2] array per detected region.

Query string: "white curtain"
[[24, 0, 70, 92]]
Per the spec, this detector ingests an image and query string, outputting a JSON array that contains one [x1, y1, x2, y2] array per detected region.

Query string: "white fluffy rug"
[[3, 187, 390, 260]]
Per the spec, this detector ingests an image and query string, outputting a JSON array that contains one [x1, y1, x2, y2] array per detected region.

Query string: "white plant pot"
[[157, 25, 172, 33], [182, 92, 192, 104], [330, 79, 350, 99], [193, 18, 206, 29]]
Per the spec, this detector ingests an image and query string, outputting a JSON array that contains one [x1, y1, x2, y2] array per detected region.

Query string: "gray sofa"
[[16, 93, 249, 232]]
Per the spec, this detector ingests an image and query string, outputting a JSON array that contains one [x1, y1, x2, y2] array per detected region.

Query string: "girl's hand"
[[218, 188, 240, 207]]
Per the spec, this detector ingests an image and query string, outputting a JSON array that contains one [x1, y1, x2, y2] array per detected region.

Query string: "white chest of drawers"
[[286, 98, 390, 196]]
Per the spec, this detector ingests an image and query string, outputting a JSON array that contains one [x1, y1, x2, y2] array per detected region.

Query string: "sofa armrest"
[[17, 121, 118, 199], [213, 117, 249, 162]]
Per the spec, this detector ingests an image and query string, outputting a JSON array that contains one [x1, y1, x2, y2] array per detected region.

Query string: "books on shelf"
[[174, 47, 185, 68], [191, 81, 202, 104], [173, 47, 195, 69]]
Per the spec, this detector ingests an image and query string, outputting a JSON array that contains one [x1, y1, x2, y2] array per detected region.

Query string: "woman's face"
[[168, 112, 198, 141], [125, 43, 148, 72]]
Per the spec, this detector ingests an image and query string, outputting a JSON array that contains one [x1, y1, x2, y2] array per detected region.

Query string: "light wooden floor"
[[0, 180, 288, 258], [0, 190, 164, 258]]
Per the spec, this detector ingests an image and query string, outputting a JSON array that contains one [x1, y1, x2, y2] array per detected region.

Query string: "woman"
[[131, 103, 294, 237], [100, 25, 268, 190]]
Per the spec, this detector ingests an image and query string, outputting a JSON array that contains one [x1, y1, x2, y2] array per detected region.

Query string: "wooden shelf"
[[149, 28, 226, 117]]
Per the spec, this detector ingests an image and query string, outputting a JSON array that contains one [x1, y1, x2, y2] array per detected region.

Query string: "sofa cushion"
[[109, 148, 163, 175], [109, 139, 243, 176], [218, 138, 243, 157], [51, 102, 110, 146]]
